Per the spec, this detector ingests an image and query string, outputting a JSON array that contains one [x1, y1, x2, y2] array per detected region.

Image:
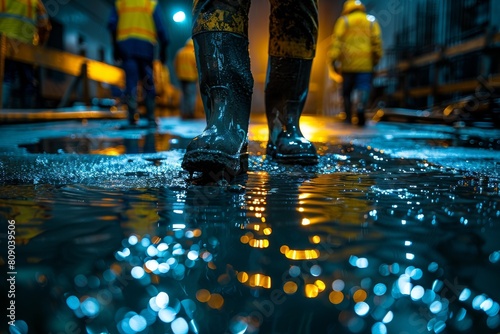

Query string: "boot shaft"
[[265, 56, 313, 112], [265, 57, 313, 139], [193, 32, 254, 133]]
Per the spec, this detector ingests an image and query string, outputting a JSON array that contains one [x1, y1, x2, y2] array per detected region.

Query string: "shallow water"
[[1, 119, 500, 334]]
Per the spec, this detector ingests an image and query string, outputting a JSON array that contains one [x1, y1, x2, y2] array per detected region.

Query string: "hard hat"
[[342, 0, 366, 15]]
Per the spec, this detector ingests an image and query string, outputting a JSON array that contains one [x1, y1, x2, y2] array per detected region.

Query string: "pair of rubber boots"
[[125, 96, 157, 128], [181, 33, 318, 179]]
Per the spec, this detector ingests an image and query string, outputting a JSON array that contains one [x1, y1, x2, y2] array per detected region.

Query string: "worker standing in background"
[[0, 0, 51, 109], [327, 0, 383, 126], [108, 0, 169, 128], [174, 38, 198, 120]]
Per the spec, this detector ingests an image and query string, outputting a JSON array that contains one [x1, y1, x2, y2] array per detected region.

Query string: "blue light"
[[173, 11, 186, 23]]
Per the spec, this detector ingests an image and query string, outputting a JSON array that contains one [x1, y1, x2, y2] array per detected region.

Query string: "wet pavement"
[[1, 115, 500, 334]]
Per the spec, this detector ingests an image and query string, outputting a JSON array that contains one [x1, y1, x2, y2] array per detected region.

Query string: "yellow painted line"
[[0, 110, 127, 122]]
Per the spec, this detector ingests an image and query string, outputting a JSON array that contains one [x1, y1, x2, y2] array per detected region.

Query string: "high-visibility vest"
[[174, 41, 197, 81], [116, 0, 157, 44], [0, 0, 38, 44], [328, 10, 383, 73]]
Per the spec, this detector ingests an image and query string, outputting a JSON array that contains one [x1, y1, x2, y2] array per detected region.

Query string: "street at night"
[[2, 0, 500, 332]]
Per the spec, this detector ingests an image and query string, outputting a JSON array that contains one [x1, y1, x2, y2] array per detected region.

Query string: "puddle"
[[1, 143, 499, 334]]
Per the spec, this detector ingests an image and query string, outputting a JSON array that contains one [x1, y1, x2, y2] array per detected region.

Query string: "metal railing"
[[0, 34, 125, 109], [376, 30, 500, 108]]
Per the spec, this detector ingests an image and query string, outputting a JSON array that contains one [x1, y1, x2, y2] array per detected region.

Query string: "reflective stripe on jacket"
[[328, 10, 383, 73], [0, 0, 38, 44], [116, 0, 157, 44]]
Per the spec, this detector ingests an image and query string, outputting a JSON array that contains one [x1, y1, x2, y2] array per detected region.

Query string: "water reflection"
[[2, 153, 500, 333], [19, 132, 189, 155]]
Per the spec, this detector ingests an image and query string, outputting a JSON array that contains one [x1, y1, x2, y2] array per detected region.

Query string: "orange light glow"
[[196, 289, 211, 303], [284, 249, 320, 260], [248, 274, 271, 289], [329, 291, 344, 304], [237, 271, 249, 283], [249, 238, 270, 248], [90, 146, 125, 156], [305, 284, 319, 298], [283, 281, 298, 294], [207, 293, 224, 309], [353, 289, 367, 303], [310, 235, 321, 244], [314, 280, 326, 292]]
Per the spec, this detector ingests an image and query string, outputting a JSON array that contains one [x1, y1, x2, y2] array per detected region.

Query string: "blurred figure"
[[0, 0, 51, 109], [174, 38, 198, 120], [181, 0, 319, 178], [108, 0, 169, 128], [327, 0, 383, 126]]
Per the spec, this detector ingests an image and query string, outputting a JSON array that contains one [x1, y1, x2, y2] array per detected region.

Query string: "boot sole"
[[182, 149, 248, 179]]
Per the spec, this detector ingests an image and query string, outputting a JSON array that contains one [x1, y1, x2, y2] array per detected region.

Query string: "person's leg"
[[2, 60, 16, 109], [179, 80, 188, 118], [265, 0, 319, 165], [17, 62, 37, 108], [139, 58, 157, 128], [182, 0, 253, 177], [122, 57, 140, 125], [182, 80, 197, 119], [353, 72, 373, 126], [342, 72, 356, 124]]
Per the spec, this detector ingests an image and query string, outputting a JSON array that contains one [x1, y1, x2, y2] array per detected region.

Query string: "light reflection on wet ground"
[[1, 118, 500, 334]]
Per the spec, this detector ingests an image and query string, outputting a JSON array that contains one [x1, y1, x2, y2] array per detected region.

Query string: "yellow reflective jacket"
[[0, 0, 50, 45], [116, 0, 157, 44], [174, 39, 197, 82], [327, 6, 383, 73]]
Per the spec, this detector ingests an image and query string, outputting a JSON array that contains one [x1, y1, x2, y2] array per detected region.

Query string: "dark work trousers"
[[192, 0, 318, 60]]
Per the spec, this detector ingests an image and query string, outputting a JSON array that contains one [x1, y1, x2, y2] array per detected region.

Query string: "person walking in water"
[[108, 0, 169, 128], [327, 0, 383, 126], [181, 0, 319, 178]]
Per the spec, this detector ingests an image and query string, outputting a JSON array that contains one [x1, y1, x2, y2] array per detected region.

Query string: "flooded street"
[[1, 116, 500, 334]]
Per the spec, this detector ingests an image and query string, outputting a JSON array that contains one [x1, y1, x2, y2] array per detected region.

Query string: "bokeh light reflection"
[[371, 322, 387, 334], [354, 302, 370, 316], [171, 317, 189, 334]]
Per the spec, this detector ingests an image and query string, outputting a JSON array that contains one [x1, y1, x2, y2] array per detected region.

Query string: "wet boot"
[[145, 96, 157, 128], [181, 32, 253, 178], [265, 56, 318, 165]]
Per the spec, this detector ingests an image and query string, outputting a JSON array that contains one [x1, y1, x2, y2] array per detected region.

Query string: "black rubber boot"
[[181, 32, 253, 178], [265, 56, 318, 165]]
